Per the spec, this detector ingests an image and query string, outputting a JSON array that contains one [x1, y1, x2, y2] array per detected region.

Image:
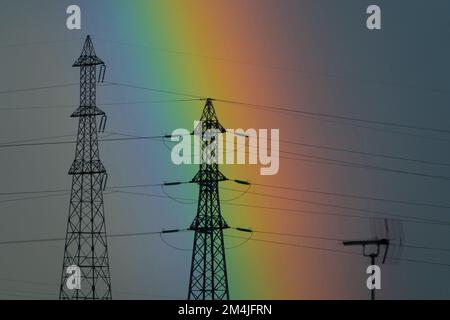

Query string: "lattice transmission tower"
[[59, 35, 111, 300], [188, 98, 231, 300]]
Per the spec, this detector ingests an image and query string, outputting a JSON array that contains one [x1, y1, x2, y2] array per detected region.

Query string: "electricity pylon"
[[163, 98, 251, 299], [59, 35, 111, 300], [187, 98, 230, 300]]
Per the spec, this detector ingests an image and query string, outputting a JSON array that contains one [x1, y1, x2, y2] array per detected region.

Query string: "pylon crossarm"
[[189, 226, 230, 233], [164, 129, 248, 139], [233, 227, 253, 233], [163, 181, 190, 186], [232, 179, 250, 185], [161, 228, 190, 234], [163, 178, 249, 185], [164, 132, 195, 139]]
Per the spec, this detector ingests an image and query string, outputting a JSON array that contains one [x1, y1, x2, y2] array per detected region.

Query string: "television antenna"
[[342, 218, 404, 300]]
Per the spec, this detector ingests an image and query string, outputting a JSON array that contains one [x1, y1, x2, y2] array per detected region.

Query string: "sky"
[[0, 0, 450, 299]]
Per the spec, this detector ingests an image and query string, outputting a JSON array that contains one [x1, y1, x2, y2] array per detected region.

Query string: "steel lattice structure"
[[188, 98, 230, 300], [59, 35, 112, 300]]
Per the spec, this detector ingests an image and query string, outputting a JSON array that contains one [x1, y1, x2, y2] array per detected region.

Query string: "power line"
[[100, 81, 450, 143], [0, 230, 168, 246], [279, 138, 450, 168], [104, 81, 450, 135], [252, 230, 342, 242], [0, 191, 127, 206], [0, 185, 164, 198], [110, 291, 183, 299], [106, 81, 205, 99], [166, 127, 450, 174], [0, 135, 167, 149], [275, 111, 450, 145], [0, 133, 77, 145], [163, 180, 450, 224], [0, 189, 69, 197], [0, 132, 121, 147], [1, 196, 449, 268], [93, 37, 450, 97], [2, 183, 450, 226], [215, 98, 450, 135], [250, 229, 450, 253], [0, 98, 201, 111], [0, 83, 79, 95], [6, 139, 448, 183], [3, 128, 450, 183], [114, 189, 450, 227], [109, 188, 450, 227], [220, 186, 450, 225], [5, 82, 450, 146], [401, 244, 450, 253], [250, 182, 450, 210], [6, 128, 449, 173], [1, 226, 448, 268], [0, 131, 120, 147], [4, 80, 446, 145], [0, 236, 65, 245], [224, 230, 255, 250], [295, 114, 450, 144], [221, 202, 447, 227], [130, 130, 450, 179], [224, 235, 450, 268], [212, 134, 450, 181], [5, 128, 450, 184], [0, 38, 82, 49], [0, 192, 69, 204], [1, 202, 449, 253], [225, 234, 359, 256], [278, 150, 450, 181], [4, 96, 448, 148], [112, 190, 168, 200], [4, 36, 444, 101]]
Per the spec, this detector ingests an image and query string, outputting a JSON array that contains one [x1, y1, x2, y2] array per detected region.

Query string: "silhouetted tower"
[[59, 35, 111, 300], [188, 98, 230, 300]]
